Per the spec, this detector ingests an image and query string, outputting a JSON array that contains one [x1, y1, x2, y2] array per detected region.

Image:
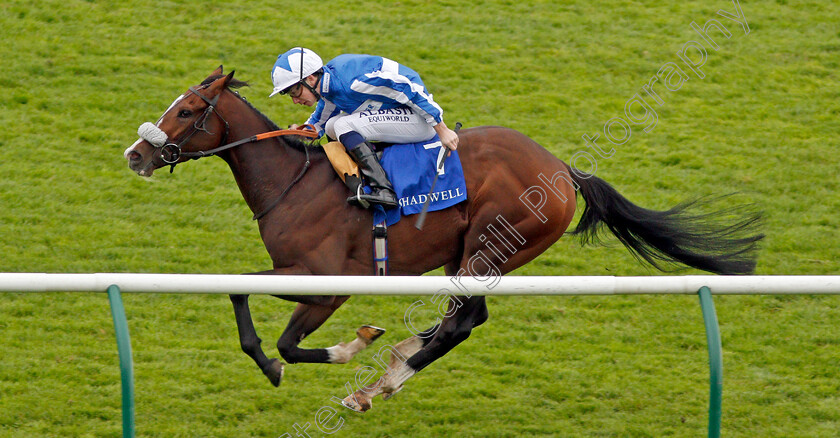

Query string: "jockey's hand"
[[434, 122, 460, 152]]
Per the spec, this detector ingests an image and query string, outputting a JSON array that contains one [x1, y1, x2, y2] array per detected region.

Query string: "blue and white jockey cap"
[[269, 47, 323, 97]]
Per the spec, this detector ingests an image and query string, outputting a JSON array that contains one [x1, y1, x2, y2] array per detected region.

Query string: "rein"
[[140, 85, 321, 221], [160, 86, 319, 164], [179, 127, 319, 160]]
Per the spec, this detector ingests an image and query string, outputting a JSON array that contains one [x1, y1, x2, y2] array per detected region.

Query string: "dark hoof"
[[357, 325, 386, 345], [341, 394, 371, 413], [262, 359, 285, 387]]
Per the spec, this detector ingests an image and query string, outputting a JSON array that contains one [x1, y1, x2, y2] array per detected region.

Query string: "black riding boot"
[[346, 142, 398, 208]]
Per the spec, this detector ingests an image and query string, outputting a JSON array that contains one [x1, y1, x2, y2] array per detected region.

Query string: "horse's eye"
[[178, 109, 192, 118]]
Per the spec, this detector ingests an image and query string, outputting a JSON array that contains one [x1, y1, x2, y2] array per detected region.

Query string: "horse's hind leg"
[[276, 298, 385, 365], [341, 329, 434, 412], [342, 297, 488, 412], [230, 294, 285, 387], [343, 200, 565, 411], [378, 301, 487, 400], [378, 325, 442, 401]]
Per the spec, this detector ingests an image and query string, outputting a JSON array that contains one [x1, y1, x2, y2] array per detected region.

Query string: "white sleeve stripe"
[[381, 57, 399, 74], [309, 100, 337, 135], [350, 81, 410, 104]]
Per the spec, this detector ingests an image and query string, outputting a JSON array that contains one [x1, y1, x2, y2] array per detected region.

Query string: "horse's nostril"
[[128, 150, 142, 162]]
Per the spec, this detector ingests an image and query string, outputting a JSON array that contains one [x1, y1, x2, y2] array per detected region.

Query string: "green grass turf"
[[1, 0, 838, 436]]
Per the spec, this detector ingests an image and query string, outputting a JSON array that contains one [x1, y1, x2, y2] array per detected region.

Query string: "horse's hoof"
[[262, 359, 285, 387], [341, 395, 371, 413], [382, 384, 404, 401], [357, 325, 386, 345]]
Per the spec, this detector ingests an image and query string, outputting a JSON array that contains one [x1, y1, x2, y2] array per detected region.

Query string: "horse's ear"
[[204, 66, 225, 85], [206, 70, 236, 95], [222, 70, 235, 87]]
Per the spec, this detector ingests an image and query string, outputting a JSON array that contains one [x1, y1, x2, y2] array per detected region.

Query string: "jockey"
[[270, 47, 459, 208]]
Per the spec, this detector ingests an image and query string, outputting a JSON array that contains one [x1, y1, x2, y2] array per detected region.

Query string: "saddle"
[[321, 138, 468, 275]]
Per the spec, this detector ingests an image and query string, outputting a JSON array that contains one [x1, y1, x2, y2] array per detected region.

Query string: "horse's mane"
[[200, 74, 320, 153]]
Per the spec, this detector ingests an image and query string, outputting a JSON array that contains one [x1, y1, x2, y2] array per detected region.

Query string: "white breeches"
[[325, 107, 436, 144]]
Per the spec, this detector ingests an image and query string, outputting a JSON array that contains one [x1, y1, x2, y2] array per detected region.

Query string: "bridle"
[[156, 85, 230, 166], [140, 85, 319, 220]]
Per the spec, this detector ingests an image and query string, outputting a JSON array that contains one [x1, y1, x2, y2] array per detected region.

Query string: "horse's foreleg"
[[251, 267, 339, 306], [230, 294, 285, 387], [324, 324, 387, 364], [276, 297, 383, 364]]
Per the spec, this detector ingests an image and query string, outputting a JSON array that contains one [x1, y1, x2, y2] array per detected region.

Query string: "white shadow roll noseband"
[[136, 121, 181, 164], [138, 122, 167, 147]]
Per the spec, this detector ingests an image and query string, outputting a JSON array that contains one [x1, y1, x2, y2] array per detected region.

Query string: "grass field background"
[[1, 0, 839, 436]]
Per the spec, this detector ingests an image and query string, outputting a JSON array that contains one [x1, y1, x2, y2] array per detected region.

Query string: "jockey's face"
[[290, 75, 319, 106]]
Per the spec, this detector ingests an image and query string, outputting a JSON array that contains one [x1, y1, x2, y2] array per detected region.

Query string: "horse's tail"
[[568, 169, 764, 275]]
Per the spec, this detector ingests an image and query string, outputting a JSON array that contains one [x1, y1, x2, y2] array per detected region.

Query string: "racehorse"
[[124, 67, 763, 412]]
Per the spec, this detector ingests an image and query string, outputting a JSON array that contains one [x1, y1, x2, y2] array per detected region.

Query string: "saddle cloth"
[[372, 135, 467, 226]]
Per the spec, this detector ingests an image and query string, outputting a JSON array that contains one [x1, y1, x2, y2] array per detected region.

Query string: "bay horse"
[[124, 67, 762, 412]]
